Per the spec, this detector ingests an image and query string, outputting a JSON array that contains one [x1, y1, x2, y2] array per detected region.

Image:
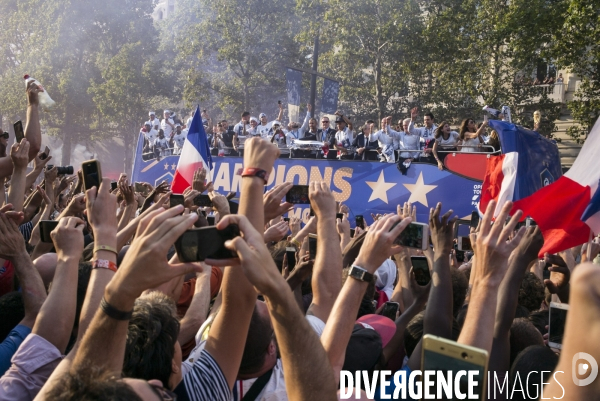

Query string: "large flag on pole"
[[479, 120, 562, 218], [171, 105, 213, 193], [498, 118, 600, 256]]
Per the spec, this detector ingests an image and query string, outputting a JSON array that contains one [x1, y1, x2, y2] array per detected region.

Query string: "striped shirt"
[[175, 350, 231, 401], [18, 222, 34, 243]]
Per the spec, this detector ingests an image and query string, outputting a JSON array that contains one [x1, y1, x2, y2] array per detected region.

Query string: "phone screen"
[[286, 185, 310, 204], [175, 225, 240, 262], [470, 211, 480, 229], [422, 348, 486, 399], [381, 302, 399, 321], [411, 256, 431, 285], [82, 160, 101, 191], [207, 216, 215, 226], [110, 181, 118, 191], [394, 223, 426, 249], [40, 145, 50, 160], [286, 247, 297, 270], [13, 121, 24, 143], [336, 213, 344, 220], [39, 220, 59, 243], [170, 194, 185, 208], [458, 236, 472, 251], [355, 215, 364, 229], [308, 235, 317, 259], [549, 305, 568, 347], [193, 194, 212, 207]]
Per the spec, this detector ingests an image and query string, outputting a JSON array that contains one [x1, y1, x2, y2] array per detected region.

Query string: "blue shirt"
[[0, 324, 32, 375]]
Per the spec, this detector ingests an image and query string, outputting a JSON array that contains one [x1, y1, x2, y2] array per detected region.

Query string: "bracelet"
[[291, 238, 301, 248], [100, 297, 133, 321], [92, 259, 118, 273], [94, 244, 118, 255]]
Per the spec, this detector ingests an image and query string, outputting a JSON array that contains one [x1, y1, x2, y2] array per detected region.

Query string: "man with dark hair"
[[518, 272, 545, 313], [510, 345, 558, 401], [123, 292, 182, 390], [408, 107, 437, 161]]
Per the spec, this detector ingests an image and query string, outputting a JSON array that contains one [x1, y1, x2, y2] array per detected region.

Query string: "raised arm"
[[33, 217, 86, 353], [408, 203, 457, 370], [489, 226, 543, 372], [220, 213, 338, 401], [306, 182, 342, 323], [24, 81, 42, 159], [458, 200, 524, 354], [7, 140, 31, 213], [321, 214, 411, 381], [203, 137, 279, 389], [177, 267, 212, 346]]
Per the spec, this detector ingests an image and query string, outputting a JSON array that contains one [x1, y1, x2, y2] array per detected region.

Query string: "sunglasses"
[[0, 132, 8, 139], [321, 121, 329, 124], [149, 383, 177, 401]]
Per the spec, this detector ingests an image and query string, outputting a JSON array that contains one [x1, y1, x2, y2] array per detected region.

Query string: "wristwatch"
[[348, 265, 374, 283], [240, 167, 269, 184]]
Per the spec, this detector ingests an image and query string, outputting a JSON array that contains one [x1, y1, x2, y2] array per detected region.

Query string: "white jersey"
[[146, 118, 161, 130], [161, 118, 175, 137], [144, 128, 158, 143], [172, 130, 187, 148]]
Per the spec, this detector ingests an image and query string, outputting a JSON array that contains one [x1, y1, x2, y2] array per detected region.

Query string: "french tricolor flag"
[[171, 105, 213, 193], [480, 119, 600, 256]]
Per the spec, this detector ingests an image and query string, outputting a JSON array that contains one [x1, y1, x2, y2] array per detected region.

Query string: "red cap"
[[23, 74, 30, 80], [356, 314, 396, 347]]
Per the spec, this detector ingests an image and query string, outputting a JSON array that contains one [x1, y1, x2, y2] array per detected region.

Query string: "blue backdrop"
[[133, 155, 483, 226]]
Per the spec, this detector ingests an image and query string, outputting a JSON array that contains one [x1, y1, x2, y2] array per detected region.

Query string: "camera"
[[47, 165, 74, 175]]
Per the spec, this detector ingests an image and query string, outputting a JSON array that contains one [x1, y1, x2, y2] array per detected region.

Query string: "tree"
[[548, 0, 600, 141]]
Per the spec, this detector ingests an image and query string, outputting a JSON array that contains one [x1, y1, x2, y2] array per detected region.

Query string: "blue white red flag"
[[171, 105, 213, 193], [481, 119, 600, 256]]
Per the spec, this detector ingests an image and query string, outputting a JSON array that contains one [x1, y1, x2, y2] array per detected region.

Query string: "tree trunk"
[[243, 83, 249, 111], [123, 123, 135, 174], [61, 130, 72, 166], [375, 55, 385, 122]]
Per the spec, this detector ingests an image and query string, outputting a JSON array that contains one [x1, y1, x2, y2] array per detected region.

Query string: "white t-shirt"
[[173, 130, 187, 148], [144, 128, 158, 143], [153, 137, 170, 149], [161, 118, 175, 137], [435, 131, 460, 147], [461, 137, 481, 153], [146, 118, 161, 130], [186, 116, 194, 128]]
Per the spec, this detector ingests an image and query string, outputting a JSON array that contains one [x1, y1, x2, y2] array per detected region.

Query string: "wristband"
[[94, 245, 118, 255], [291, 238, 301, 248], [240, 167, 269, 184], [100, 297, 133, 321], [92, 259, 118, 273]]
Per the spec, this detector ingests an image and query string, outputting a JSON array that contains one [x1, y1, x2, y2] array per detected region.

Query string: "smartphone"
[[39, 220, 59, 243], [308, 234, 317, 260], [457, 236, 472, 251], [170, 194, 185, 208], [411, 256, 431, 286], [422, 334, 489, 400], [110, 181, 118, 191], [207, 215, 215, 225], [286, 185, 310, 204], [283, 217, 290, 222], [548, 302, 569, 350], [175, 225, 240, 262], [350, 228, 355, 237], [470, 211, 480, 229], [336, 213, 344, 220], [193, 194, 212, 207], [81, 160, 102, 191], [285, 247, 297, 271], [355, 215, 365, 229], [13, 121, 24, 143], [526, 217, 537, 227], [393, 222, 429, 250], [40, 145, 50, 160], [134, 182, 145, 193], [381, 301, 399, 321]]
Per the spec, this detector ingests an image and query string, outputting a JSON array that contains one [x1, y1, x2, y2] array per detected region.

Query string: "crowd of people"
[[2, 81, 600, 401], [140, 103, 502, 173]]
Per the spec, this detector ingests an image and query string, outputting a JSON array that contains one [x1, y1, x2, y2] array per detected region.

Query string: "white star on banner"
[[171, 164, 177, 170], [366, 171, 397, 203], [402, 172, 437, 207], [164, 163, 169, 170]]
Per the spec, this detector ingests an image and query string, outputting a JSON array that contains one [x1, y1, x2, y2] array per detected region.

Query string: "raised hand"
[[192, 168, 208, 192], [33, 151, 52, 171], [309, 181, 336, 220], [209, 192, 230, 216], [118, 180, 136, 206], [183, 188, 200, 210], [353, 214, 412, 274], [85, 178, 118, 232], [0, 213, 27, 260], [336, 213, 351, 237], [264, 182, 293, 222], [107, 206, 201, 305], [51, 217, 86, 260], [544, 253, 570, 302], [264, 220, 289, 243], [10, 139, 30, 169], [26, 80, 41, 106], [429, 202, 457, 254]]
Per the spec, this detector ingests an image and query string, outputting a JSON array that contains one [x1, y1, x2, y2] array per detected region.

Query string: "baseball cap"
[[357, 314, 396, 347], [335, 116, 344, 123], [250, 117, 258, 123], [259, 113, 267, 119], [164, 109, 171, 114]]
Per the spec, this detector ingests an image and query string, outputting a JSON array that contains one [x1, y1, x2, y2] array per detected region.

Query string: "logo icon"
[[572, 352, 599, 386]]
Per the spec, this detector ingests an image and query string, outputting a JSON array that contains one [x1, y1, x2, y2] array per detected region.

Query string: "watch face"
[[350, 266, 367, 282]]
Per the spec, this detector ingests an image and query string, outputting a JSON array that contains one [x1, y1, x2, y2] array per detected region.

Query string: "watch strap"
[[240, 167, 269, 184], [349, 265, 374, 283]]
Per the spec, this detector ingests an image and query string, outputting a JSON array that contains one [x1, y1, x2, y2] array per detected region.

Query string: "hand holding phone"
[[81, 159, 102, 191], [175, 225, 240, 262], [411, 256, 431, 285], [381, 301, 399, 321], [13, 121, 24, 143], [286, 185, 310, 204], [39, 220, 59, 243]]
